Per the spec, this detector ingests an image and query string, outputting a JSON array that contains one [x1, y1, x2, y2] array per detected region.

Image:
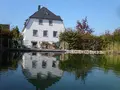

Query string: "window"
[[32, 52, 36, 55], [49, 20, 53, 26], [52, 61, 56, 68], [33, 30, 38, 37], [32, 61, 37, 69], [39, 19, 43, 25], [43, 30, 48, 37], [31, 41, 37, 48], [53, 31, 58, 37], [42, 60, 47, 68]]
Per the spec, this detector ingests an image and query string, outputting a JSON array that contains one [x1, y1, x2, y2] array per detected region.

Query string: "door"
[[31, 41, 37, 48]]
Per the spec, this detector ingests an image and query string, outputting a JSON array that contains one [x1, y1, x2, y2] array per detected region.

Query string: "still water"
[[0, 51, 120, 90]]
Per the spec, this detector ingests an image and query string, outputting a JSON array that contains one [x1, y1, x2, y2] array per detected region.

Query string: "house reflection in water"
[[22, 52, 63, 90]]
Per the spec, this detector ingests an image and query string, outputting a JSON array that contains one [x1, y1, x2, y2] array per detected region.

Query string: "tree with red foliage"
[[76, 17, 94, 35], [60, 18, 105, 50]]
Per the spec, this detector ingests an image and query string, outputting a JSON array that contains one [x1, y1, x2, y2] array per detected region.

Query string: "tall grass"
[[104, 42, 120, 54]]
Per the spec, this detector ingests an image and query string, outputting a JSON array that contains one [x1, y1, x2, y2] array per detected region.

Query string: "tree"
[[76, 17, 94, 35], [59, 18, 106, 50], [0, 24, 11, 36], [59, 30, 81, 49], [113, 28, 120, 42], [11, 26, 20, 39]]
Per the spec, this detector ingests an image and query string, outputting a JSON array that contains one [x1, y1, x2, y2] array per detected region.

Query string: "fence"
[[0, 38, 23, 49]]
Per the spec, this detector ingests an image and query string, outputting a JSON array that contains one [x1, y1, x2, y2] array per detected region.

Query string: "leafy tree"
[[0, 25, 12, 48], [10, 26, 23, 48], [11, 26, 20, 39], [60, 18, 104, 50], [60, 17, 120, 50], [113, 28, 120, 42], [0, 24, 11, 36], [76, 17, 94, 34], [59, 30, 81, 49]]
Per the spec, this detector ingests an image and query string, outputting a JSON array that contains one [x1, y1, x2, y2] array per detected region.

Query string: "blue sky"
[[0, 0, 120, 35]]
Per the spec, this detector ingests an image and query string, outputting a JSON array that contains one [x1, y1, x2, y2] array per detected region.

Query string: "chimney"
[[38, 5, 41, 11]]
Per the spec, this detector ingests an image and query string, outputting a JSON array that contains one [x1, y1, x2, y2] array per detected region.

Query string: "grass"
[[104, 42, 120, 54]]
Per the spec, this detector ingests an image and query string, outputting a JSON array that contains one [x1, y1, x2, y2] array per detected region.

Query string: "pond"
[[0, 51, 120, 90]]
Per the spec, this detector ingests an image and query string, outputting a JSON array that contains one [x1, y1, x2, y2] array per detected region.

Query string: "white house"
[[22, 5, 65, 49]]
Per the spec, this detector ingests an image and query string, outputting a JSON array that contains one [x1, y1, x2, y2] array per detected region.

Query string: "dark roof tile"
[[30, 7, 63, 21]]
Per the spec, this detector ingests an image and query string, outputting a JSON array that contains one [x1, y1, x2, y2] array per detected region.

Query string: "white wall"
[[22, 18, 65, 48]]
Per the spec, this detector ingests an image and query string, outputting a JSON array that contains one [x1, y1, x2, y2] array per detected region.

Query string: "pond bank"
[[2, 48, 120, 55], [65, 50, 105, 54], [66, 50, 120, 55], [7, 48, 66, 52]]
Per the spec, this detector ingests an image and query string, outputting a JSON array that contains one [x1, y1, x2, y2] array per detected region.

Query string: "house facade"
[[22, 5, 65, 49]]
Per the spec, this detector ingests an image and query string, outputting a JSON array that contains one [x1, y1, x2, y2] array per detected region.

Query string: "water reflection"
[[0, 51, 21, 71], [22, 52, 63, 90], [0, 52, 120, 90], [59, 54, 94, 82], [59, 54, 120, 81]]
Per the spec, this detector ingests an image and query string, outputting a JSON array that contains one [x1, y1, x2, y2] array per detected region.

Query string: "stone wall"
[[65, 50, 105, 54]]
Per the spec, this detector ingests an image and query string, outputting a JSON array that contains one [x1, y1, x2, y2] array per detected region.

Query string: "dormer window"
[[49, 20, 53, 26], [39, 19, 43, 25]]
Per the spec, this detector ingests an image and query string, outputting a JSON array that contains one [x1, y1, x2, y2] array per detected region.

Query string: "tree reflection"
[[59, 54, 120, 82], [98, 55, 120, 76], [0, 51, 21, 71], [59, 54, 94, 82]]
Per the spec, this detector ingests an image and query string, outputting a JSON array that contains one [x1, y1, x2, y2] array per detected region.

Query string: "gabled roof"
[[30, 7, 63, 21]]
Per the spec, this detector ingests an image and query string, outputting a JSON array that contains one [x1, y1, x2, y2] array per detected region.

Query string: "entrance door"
[[31, 41, 37, 48]]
